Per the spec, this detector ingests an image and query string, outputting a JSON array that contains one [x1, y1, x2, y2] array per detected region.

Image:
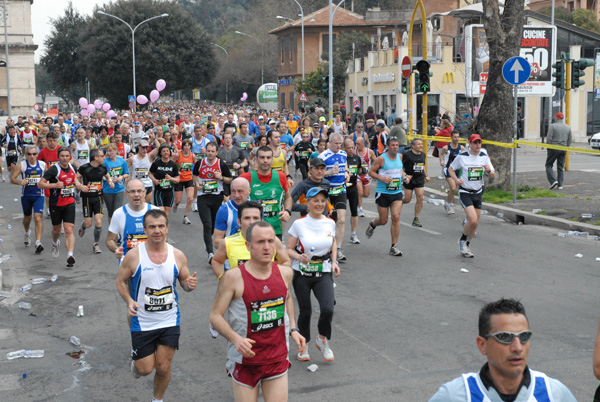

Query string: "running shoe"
[[207, 252, 214, 265], [462, 218, 467, 226], [463, 248, 474, 258], [458, 239, 469, 256], [173, 203, 178, 213], [297, 350, 310, 361], [182, 216, 191, 225], [389, 245, 403, 256], [337, 250, 347, 262], [67, 255, 75, 267], [449, 204, 455, 214], [78, 226, 85, 238], [51, 241, 60, 258], [24, 232, 31, 247], [549, 181, 558, 190], [45, 209, 51, 219], [192, 203, 198, 212], [35, 241, 44, 254], [412, 217, 422, 227], [365, 220, 375, 239], [315, 335, 334, 362], [209, 324, 219, 339], [358, 207, 365, 217], [445, 203, 451, 215], [92, 243, 102, 254], [131, 360, 141, 379], [349, 234, 360, 244]]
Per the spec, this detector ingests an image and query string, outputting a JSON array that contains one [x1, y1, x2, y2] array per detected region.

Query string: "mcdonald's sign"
[[442, 72, 455, 83]]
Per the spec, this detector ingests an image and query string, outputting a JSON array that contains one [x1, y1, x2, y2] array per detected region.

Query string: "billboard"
[[257, 83, 278, 111], [465, 25, 556, 97]]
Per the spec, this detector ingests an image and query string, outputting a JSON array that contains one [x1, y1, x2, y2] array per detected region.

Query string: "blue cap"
[[306, 187, 329, 199]]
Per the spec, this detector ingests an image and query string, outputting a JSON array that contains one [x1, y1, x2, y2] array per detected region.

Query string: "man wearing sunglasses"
[[428, 298, 576, 402]]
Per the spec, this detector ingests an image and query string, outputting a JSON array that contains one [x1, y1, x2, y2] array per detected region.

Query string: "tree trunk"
[[473, 0, 525, 190]]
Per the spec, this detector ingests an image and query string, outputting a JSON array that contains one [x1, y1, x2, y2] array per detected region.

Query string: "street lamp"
[[235, 30, 264, 85], [276, 16, 293, 22], [329, 0, 346, 119], [213, 44, 229, 104], [97, 11, 169, 100]]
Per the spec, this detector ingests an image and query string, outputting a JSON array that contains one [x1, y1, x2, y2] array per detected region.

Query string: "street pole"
[[97, 11, 168, 100], [213, 44, 229, 104], [329, 0, 346, 121], [512, 84, 518, 203], [545, 0, 555, 143], [294, 0, 305, 80], [3, 0, 10, 119]]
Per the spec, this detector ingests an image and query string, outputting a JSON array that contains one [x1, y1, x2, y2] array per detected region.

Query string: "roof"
[[269, 6, 367, 34]]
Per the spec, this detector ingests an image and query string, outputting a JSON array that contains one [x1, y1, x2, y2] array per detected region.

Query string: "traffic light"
[[401, 76, 409, 94], [414, 72, 421, 93], [322, 75, 329, 95], [552, 59, 564, 89], [571, 58, 594, 89], [415, 60, 431, 93]]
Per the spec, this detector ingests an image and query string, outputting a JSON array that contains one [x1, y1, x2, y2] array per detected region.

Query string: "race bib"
[[180, 162, 193, 172], [27, 175, 41, 186], [348, 164, 358, 175], [135, 168, 148, 179], [329, 185, 344, 196], [272, 166, 283, 172], [87, 181, 102, 193], [202, 180, 218, 193], [78, 150, 89, 160], [229, 169, 238, 178], [7, 150, 16, 157], [239, 142, 249, 149], [250, 296, 285, 333], [61, 184, 75, 198], [386, 178, 401, 191], [300, 260, 324, 273], [126, 233, 147, 250], [413, 163, 424, 173], [262, 200, 279, 218], [49, 161, 59, 166], [300, 151, 310, 159], [159, 179, 172, 189], [109, 167, 123, 177], [144, 286, 175, 312], [467, 167, 484, 181], [194, 153, 205, 161]]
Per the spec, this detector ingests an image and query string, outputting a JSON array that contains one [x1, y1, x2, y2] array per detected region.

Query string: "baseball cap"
[[123, 113, 129, 117], [269, 120, 278, 124], [555, 112, 564, 119], [258, 116, 265, 120], [319, 116, 326, 122], [139, 139, 149, 147], [306, 186, 329, 199], [469, 134, 482, 142], [312, 122, 320, 127], [310, 158, 326, 168]]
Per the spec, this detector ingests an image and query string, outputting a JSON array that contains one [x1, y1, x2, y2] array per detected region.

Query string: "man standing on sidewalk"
[[545, 112, 571, 190]]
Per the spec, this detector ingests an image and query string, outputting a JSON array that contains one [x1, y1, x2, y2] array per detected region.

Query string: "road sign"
[[299, 92, 308, 102], [128, 102, 136, 109], [401, 56, 412, 79], [128, 95, 135, 103], [353, 99, 360, 109], [33, 103, 40, 112], [502, 56, 532, 86]]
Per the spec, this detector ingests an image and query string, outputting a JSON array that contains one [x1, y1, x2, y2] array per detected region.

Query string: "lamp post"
[[329, 0, 346, 120], [235, 30, 264, 85], [213, 44, 229, 104], [3, 0, 10, 118], [97, 11, 169, 100]]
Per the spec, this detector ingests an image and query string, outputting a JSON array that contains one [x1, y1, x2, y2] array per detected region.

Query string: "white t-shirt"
[[108, 203, 160, 236], [449, 150, 494, 193], [288, 215, 336, 273]]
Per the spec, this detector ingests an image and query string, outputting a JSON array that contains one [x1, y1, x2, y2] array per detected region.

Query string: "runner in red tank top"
[[210, 221, 305, 402]]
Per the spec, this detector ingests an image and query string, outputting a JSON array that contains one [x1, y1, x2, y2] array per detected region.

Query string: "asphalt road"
[[0, 157, 598, 401]]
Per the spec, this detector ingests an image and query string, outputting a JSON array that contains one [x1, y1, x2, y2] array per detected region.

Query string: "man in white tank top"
[[70, 128, 91, 169], [116, 209, 197, 402]]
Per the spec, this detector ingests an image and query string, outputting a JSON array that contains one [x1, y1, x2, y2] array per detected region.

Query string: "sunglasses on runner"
[[27, 152, 38, 156], [485, 331, 532, 344]]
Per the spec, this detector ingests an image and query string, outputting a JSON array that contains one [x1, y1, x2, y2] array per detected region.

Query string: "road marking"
[[361, 209, 442, 235]]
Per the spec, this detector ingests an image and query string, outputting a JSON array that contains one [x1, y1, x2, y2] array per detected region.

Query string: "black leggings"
[[197, 194, 223, 254], [298, 161, 309, 180], [292, 271, 334, 342]]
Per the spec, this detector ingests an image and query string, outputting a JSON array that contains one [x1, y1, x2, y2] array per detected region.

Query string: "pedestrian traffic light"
[[401, 76, 409, 94], [415, 60, 431, 93], [414, 72, 422, 93], [571, 58, 594, 89], [552, 59, 564, 89], [322, 75, 329, 95]]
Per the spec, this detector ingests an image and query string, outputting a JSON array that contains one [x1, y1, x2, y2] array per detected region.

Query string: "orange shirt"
[[177, 151, 194, 182]]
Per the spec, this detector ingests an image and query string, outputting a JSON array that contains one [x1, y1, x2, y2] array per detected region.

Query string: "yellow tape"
[[515, 139, 600, 155]]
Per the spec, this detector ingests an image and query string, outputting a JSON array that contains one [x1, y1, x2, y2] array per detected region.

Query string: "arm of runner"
[[439, 146, 448, 166], [285, 234, 308, 265], [274, 237, 291, 266], [175, 249, 196, 292], [211, 238, 227, 278], [209, 269, 256, 358], [330, 238, 340, 277], [116, 249, 140, 317], [10, 162, 24, 186], [213, 229, 226, 249], [76, 172, 89, 193], [448, 166, 463, 186], [368, 156, 391, 184], [106, 231, 123, 259], [280, 190, 293, 222]]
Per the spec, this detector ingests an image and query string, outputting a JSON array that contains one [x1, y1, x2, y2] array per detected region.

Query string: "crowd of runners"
[[0, 104, 499, 401]]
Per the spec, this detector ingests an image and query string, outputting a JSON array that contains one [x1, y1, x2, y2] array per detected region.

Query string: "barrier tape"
[[406, 133, 600, 155]]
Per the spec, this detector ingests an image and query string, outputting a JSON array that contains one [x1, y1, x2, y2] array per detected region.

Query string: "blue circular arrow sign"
[[502, 56, 531, 85]]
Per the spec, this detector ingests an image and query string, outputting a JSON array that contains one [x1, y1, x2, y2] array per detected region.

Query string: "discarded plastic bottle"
[[0, 290, 11, 298], [31, 278, 47, 285], [441, 185, 445, 190], [6, 350, 25, 360], [574, 253, 583, 258], [557, 233, 568, 238], [582, 213, 595, 219], [532, 209, 544, 214], [20, 284, 32, 291], [6, 225, 11, 230], [50, 275, 58, 282], [481, 210, 489, 215], [0, 267, 2, 288], [23, 350, 44, 358], [70, 336, 81, 346], [429, 194, 436, 199], [497, 212, 504, 218], [18, 302, 31, 310], [0, 254, 14, 264]]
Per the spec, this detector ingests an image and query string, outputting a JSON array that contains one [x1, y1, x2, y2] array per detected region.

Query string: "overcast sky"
[[32, 0, 111, 62]]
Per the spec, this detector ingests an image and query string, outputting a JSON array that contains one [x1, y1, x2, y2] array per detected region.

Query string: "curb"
[[424, 187, 600, 236]]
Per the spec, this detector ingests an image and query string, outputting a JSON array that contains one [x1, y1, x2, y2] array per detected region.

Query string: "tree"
[[78, 0, 215, 109], [35, 64, 53, 106], [472, 0, 525, 190], [572, 9, 600, 32], [537, 6, 573, 24], [40, 2, 86, 106]]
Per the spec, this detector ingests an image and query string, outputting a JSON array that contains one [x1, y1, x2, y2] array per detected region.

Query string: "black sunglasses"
[[485, 331, 532, 344]]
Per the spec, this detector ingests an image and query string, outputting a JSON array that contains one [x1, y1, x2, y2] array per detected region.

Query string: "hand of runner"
[[454, 178, 464, 185], [291, 331, 306, 356], [55, 181, 64, 189], [80, 184, 89, 193], [115, 246, 124, 259], [234, 336, 256, 358], [186, 272, 197, 291], [299, 254, 309, 265], [287, 178, 294, 188], [128, 300, 141, 317], [404, 175, 412, 183], [332, 261, 340, 277], [279, 209, 291, 223]]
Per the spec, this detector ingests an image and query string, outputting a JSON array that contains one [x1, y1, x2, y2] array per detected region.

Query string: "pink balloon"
[[86, 104, 96, 114], [243, 92, 248, 97], [156, 79, 166, 92], [137, 95, 148, 105], [80, 109, 89, 117], [93, 99, 103, 110], [102, 103, 111, 112], [79, 98, 88, 109], [106, 110, 116, 119], [150, 90, 160, 103]]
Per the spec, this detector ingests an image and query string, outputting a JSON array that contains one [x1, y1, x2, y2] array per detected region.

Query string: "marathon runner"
[[127, 139, 158, 203], [439, 131, 465, 215], [213, 177, 251, 249], [2, 125, 23, 176], [355, 137, 376, 217], [267, 130, 294, 188], [37, 131, 62, 217], [294, 131, 315, 180], [149, 144, 180, 218], [401, 138, 429, 228], [173, 139, 196, 224], [344, 138, 363, 244]]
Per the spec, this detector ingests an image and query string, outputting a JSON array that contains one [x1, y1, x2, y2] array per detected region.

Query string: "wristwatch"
[[285, 208, 292, 216], [289, 328, 300, 336], [331, 260, 338, 264]]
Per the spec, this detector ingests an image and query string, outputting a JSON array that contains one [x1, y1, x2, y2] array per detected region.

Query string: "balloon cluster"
[[240, 92, 248, 102], [79, 98, 114, 119], [137, 79, 167, 105]]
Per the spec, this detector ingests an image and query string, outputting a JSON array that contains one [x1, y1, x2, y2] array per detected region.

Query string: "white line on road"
[[361, 209, 442, 235]]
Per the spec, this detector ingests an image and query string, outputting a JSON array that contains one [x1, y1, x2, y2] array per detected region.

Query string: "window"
[[322, 34, 337, 57], [280, 92, 286, 111], [281, 39, 285, 64], [290, 92, 295, 111], [290, 37, 294, 63]]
